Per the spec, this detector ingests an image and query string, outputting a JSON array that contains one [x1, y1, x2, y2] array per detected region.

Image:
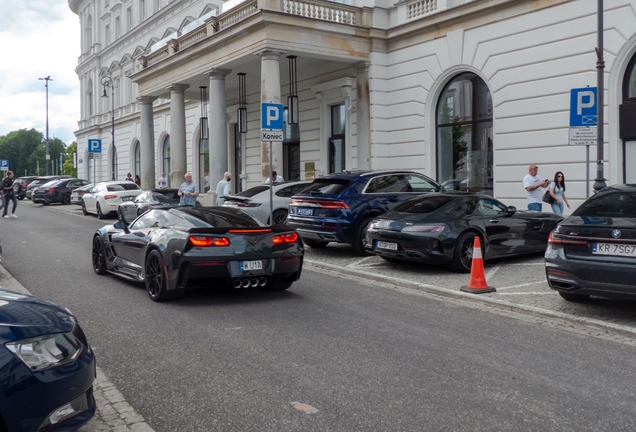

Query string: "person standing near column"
[[158, 172, 168, 189], [523, 164, 550, 212], [177, 172, 199, 207], [216, 172, 231, 206], [2, 171, 18, 218], [204, 171, 210, 193]]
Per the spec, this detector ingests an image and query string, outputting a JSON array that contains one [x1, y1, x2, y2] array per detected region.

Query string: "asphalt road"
[[2, 203, 636, 431]]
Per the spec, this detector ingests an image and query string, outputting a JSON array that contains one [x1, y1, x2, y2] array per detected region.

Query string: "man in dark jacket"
[[2, 170, 18, 218]]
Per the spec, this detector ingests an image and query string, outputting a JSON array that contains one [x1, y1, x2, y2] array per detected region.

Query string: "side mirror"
[[114, 220, 130, 233], [506, 206, 517, 216]]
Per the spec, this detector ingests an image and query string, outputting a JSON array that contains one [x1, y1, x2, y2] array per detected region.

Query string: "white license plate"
[[592, 243, 636, 257], [376, 241, 398, 251], [240, 260, 263, 271], [121, 196, 133, 201], [297, 208, 314, 216]]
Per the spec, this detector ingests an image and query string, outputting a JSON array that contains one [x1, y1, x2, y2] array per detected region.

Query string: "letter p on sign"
[[570, 87, 597, 127], [261, 103, 284, 130]]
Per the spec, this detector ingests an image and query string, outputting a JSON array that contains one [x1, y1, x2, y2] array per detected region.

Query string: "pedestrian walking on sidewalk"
[[523, 164, 550, 212], [549, 171, 570, 215], [2, 171, 18, 218]]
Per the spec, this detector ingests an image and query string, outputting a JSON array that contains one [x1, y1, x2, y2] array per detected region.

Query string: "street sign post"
[[88, 139, 102, 184], [261, 103, 284, 226], [569, 88, 597, 197]]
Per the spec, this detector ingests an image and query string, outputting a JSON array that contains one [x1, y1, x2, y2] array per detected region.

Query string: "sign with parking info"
[[568, 127, 597, 146], [570, 87, 597, 127], [261, 103, 284, 130], [0, 160, 8, 170], [88, 139, 102, 153], [261, 130, 284, 142]]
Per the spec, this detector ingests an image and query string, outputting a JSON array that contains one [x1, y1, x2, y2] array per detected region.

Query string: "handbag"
[[542, 190, 554, 204]]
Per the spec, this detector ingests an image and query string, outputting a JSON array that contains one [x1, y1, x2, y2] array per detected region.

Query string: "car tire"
[[303, 239, 329, 249], [351, 216, 374, 256], [62, 194, 71, 205], [145, 250, 184, 302], [271, 209, 288, 226], [82, 201, 88, 215], [558, 291, 590, 302], [96, 203, 105, 220], [92, 236, 108, 275], [449, 232, 483, 273], [262, 280, 293, 292]]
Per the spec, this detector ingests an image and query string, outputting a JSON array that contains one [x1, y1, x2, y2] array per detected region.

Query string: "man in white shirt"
[[523, 164, 550, 211], [216, 172, 232, 206], [265, 170, 284, 184], [157, 172, 167, 189]]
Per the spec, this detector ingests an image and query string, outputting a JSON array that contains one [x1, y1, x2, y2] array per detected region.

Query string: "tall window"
[[105, 24, 110, 46], [283, 108, 300, 181], [199, 138, 209, 192], [154, 0, 160, 13], [139, 0, 146, 22], [85, 14, 93, 50], [329, 104, 345, 173], [87, 78, 93, 116], [114, 78, 120, 108], [621, 53, 636, 183], [162, 136, 171, 187], [111, 145, 118, 180], [133, 141, 141, 177], [436, 72, 493, 196], [115, 17, 120, 39], [126, 7, 132, 31]]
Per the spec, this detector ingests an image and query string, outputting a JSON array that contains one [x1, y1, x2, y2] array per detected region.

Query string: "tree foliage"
[[0, 129, 68, 176], [63, 141, 78, 177]]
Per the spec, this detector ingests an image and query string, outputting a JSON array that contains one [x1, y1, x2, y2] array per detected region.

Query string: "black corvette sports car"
[[365, 192, 563, 272], [91, 207, 304, 301]]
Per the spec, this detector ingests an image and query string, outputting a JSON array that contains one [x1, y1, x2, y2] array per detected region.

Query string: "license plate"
[[240, 260, 263, 271], [376, 241, 398, 251], [121, 196, 132, 201], [297, 208, 314, 216], [592, 243, 636, 257]]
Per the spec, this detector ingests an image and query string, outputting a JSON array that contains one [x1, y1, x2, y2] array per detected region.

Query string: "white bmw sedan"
[[222, 180, 311, 225], [82, 181, 142, 219]]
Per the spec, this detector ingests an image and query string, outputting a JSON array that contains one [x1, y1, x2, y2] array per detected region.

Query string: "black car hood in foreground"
[[0, 289, 76, 342], [555, 216, 636, 238]]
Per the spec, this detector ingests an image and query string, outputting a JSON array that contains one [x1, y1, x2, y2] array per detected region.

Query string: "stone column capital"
[[137, 95, 157, 105], [204, 68, 232, 80], [253, 48, 286, 60], [166, 84, 190, 93], [353, 61, 371, 74]]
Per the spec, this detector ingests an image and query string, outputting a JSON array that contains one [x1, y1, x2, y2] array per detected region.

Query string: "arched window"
[[436, 72, 493, 195], [621, 53, 636, 183], [162, 136, 171, 187], [85, 14, 93, 50], [87, 78, 93, 117], [111, 145, 118, 180], [199, 138, 209, 192], [133, 141, 141, 177]]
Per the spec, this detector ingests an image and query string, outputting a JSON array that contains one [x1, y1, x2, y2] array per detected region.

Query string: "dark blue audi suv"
[[287, 170, 442, 254]]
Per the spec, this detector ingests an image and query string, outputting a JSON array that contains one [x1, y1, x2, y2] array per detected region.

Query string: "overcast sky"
[[0, 0, 80, 145]]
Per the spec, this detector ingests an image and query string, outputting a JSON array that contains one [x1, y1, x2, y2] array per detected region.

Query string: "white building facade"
[[69, 0, 636, 211]]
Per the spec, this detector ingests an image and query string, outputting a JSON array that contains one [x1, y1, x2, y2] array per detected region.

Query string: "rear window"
[[237, 186, 269, 197], [573, 191, 636, 217], [299, 179, 351, 196], [393, 195, 456, 214], [175, 207, 262, 228]]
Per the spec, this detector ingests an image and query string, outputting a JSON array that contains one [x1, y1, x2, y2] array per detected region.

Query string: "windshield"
[[393, 195, 455, 213], [573, 191, 636, 218], [299, 179, 351, 196], [237, 186, 269, 197]]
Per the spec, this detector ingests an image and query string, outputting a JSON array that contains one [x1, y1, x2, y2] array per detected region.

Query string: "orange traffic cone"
[[460, 236, 496, 294]]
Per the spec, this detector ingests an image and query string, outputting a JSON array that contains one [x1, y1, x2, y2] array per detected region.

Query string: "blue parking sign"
[[261, 103, 284, 130], [570, 88, 597, 127], [88, 139, 102, 153], [0, 160, 8, 169]]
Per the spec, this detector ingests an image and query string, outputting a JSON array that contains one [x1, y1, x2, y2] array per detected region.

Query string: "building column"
[[354, 61, 371, 170], [256, 49, 285, 180], [168, 84, 189, 186], [205, 69, 232, 188], [138, 95, 157, 190]]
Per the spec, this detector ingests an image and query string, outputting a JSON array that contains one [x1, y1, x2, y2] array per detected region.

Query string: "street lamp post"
[[593, 0, 607, 192], [101, 75, 116, 180], [38, 76, 52, 175]]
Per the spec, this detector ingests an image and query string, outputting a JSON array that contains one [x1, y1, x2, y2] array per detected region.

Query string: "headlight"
[[4, 332, 82, 372]]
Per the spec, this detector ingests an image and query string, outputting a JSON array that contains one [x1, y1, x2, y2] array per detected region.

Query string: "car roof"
[[597, 183, 636, 193], [314, 170, 435, 180]]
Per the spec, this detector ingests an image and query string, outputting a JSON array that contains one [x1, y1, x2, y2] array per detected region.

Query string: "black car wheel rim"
[[92, 237, 104, 272], [273, 212, 287, 226], [460, 236, 475, 269], [146, 254, 163, 298]]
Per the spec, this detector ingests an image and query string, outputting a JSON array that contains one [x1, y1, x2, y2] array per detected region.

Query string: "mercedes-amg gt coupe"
[[91, 206, 304, 301]]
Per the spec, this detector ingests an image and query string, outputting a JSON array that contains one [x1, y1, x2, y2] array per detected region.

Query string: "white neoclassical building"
[[69, 0, 636, 211]]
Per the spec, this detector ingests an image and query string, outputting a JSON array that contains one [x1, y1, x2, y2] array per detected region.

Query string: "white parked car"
[[82, 181, 143, 219], [222, 180, 311, 225]]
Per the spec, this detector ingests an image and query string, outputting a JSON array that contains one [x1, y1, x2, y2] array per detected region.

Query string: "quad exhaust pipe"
[[232, 277, 268, 289]]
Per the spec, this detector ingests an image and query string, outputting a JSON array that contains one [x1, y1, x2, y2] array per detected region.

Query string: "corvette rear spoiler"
[[188, 226, 295, 234]]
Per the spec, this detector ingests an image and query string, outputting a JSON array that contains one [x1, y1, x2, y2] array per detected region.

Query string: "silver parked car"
[[222, 180, 311, 225]]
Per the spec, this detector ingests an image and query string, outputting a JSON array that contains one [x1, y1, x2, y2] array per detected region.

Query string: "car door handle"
[[489, 219, 499, 224]]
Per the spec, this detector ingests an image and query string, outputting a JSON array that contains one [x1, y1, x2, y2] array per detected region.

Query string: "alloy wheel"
[[146, 253, 164, 299], [459, 235, 475, 270]]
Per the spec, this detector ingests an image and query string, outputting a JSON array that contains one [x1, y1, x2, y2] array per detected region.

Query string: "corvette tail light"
[[103, 194, 118, 200], [402, 225, 445, 233], [291, 199, 349, 209], [548, 231, 588, 246], [272, 233, 299, 244], [189, 236, 230, 247]]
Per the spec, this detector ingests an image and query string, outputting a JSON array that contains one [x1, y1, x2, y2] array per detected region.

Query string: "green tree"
[[63, 141, 78, 177], [0, 129, 43, 176]]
